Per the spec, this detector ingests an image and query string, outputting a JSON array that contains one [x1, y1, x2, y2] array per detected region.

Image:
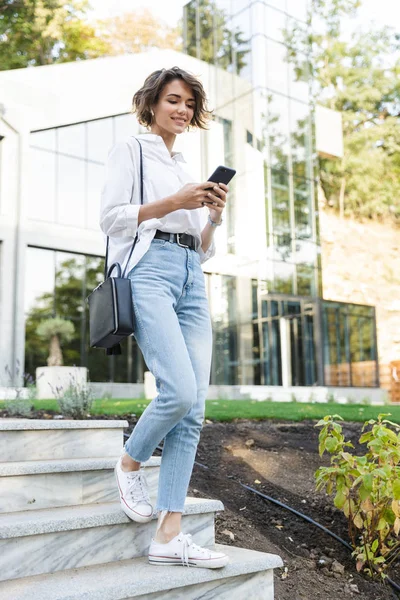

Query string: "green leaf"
[[334, 489, 347, 510], [393, 480, 400, 501], [371, 539, 379, 553], [325, 437, 338, 453], [363, 474, 373, 492]]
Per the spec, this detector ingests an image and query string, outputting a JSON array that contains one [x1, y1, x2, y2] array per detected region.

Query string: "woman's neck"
[[150, 127, 176, 156]]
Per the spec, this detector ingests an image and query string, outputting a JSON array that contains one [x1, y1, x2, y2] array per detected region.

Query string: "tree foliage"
[[287, 0, 400, 223], [0, 0, 109, 70], [96, 8, 181, 56], [183, 0, 250, 75]]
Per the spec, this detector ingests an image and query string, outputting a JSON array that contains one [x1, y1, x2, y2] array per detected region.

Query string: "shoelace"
[[180, 533, 210, 567], [126, 470, 150, 505]]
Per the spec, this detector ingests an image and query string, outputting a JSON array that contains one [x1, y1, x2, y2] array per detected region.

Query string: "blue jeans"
[[124, 238, 213, 513]]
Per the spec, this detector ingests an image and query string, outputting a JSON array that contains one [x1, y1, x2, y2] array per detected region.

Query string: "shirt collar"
[[135, 133, 186, 163]]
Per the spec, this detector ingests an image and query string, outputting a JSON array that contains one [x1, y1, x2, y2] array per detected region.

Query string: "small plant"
[[2, 363, 36, 416], [36, 318, 75, 366], [51, 371, 94, 419], [315, 414, 400, 580]]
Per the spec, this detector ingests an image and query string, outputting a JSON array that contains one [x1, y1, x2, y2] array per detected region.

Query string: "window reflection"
[[290, 99, 312, 179], [265, 5, 287, 43], [28, 149, 56, 222], [57, 155, 85, 228], [87, 118, 114, 163], [87, 162, 104, 230], [322, 302, 378, 387], [58, 124, 85, 159], [24, 247, 145, 383], [114, 114, 137, 143], [267, 94, 290, 171], [266, 39, 289, 95], [31, 129, 56, 152]]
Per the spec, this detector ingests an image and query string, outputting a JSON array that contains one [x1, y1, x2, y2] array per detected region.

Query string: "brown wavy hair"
[[132, 66, 213, 130]]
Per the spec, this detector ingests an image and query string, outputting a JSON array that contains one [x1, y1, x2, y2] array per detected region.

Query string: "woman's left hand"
[[203, 183, 228, 224]]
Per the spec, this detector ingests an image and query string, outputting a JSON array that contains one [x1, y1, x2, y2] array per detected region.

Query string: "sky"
[[87, 0, 400, 31]]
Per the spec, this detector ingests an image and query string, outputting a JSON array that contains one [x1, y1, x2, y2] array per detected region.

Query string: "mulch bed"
[[2, 409, 399, 599]]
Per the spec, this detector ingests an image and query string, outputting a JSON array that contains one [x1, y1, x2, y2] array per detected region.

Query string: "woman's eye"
[[168, 100, 194, 109]]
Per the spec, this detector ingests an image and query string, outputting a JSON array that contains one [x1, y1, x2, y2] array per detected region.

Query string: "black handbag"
[[87, 138, 144, 356]]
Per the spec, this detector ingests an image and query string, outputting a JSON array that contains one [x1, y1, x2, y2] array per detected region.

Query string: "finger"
[[211, 185, 227, 200], [205, 192, 225, 206], [217, 183, 229, 192]]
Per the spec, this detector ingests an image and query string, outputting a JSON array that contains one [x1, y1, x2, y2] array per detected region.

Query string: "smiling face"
[[150, 78, 196, 137]]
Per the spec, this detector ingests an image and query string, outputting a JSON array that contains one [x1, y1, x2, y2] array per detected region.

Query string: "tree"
[[285, 0, 400, 223], [36, 317, 75, 366], [96, 8, 181, 56], [0, 0, 109, 70]]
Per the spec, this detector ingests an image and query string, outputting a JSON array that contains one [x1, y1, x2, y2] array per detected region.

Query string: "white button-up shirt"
[[100, 133, 215, 276]]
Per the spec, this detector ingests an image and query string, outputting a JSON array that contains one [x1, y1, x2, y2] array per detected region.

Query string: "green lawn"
[[26, 398, 400, 423]]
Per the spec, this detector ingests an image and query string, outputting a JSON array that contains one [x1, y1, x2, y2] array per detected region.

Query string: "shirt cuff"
[[197, 238, 216, 264]]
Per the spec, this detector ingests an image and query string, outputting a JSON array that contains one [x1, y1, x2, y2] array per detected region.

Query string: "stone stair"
[[0, 418, 283, 599]]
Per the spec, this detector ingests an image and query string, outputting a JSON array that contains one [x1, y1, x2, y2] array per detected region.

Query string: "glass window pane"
[[28, 149, 56, 222], [273, 260, 294, 294], [296, 264, 315, 296], [265, 6, 287, 43], [294, 176, 313, 238], [272, 185, 291, 237], [231, 9, 251, 79], [114, 114, 137, 143], [57, 156, 85, 227], [266, 39, 289, 96], [87, 118, 114, 163], [267, 94, 290, 171], [290, 100, 312, 179], [57, 124, 85, 159], [87, 162, 103, 230], [288, 55, 310, 102], [30, 129, 56, 151]]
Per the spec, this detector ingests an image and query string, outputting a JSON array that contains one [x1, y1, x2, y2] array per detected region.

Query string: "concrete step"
[[0, 419, 129, 461], [0, 456, 161, 513], [0, 497, 223, 582], [0, 543, 283, 600]]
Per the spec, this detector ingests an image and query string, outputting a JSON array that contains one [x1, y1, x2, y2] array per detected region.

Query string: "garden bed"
[[1, 407, 398, 599]]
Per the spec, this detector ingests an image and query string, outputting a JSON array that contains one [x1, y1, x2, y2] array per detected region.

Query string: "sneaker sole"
[[148, 555, 229, 569], [114, 464, 153, 524]]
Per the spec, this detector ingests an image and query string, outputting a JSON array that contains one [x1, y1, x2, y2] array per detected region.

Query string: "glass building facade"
[[18, 0, 379, 388]]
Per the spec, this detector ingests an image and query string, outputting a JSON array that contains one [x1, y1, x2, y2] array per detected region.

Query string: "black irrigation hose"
[[123, 432, 400, 596]]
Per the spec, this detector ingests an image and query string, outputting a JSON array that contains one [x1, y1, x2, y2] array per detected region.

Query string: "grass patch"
[[22, 398, 400, 423]]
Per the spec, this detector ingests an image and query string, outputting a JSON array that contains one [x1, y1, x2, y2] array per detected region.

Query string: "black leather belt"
[[154, 230, 196, 250]]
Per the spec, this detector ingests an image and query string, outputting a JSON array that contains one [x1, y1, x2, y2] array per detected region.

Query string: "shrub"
[[3, 363, 35, 416], [315, 414, 400, 580], [51, 372, 94, 419]]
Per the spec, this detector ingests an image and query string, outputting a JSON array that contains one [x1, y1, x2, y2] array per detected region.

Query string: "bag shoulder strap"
[[104, 137, 144, 279]]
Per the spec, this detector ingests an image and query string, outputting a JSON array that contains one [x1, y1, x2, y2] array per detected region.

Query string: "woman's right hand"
[[172, 182, 225, 211]]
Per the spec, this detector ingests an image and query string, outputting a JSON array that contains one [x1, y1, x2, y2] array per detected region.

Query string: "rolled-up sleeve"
[[197, 237, 216, 263], [100, 141, 140, 237], [197, 206, 216, 263]]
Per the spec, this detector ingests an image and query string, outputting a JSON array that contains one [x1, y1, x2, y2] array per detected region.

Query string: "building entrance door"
[[253, 295, 318, 387]]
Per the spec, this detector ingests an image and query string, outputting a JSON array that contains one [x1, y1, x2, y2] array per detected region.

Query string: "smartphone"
[[207, 165, 236, 187]]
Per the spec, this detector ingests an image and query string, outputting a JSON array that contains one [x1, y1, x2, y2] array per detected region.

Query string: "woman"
[[100, 67, 229, 568]]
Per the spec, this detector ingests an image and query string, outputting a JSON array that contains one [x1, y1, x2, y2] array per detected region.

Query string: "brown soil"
[[2, 409, 399, 600]]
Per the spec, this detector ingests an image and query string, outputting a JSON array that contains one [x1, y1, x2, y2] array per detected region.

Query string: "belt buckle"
[[176, 233, 189, 248]]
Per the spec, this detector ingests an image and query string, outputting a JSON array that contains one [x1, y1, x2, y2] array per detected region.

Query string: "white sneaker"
[[148, 532, 229, 568], [114, 456, 153, 523]]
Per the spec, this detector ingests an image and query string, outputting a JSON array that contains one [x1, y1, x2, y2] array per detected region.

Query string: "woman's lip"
[[172, 118, 186, 124]]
